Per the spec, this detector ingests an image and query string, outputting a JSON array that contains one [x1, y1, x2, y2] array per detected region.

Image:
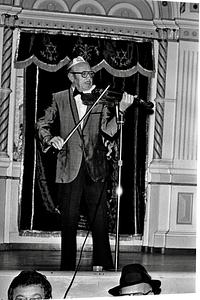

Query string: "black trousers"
[[57, 160, 113, 271]]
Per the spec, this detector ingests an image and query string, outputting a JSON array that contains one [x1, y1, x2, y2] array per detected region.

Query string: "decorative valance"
[[14, 31, 154, 77]]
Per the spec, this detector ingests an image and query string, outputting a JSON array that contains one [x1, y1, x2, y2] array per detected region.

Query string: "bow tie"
[[73, 89, 93, 106], [73, 88, 83, 98], [73, 88, 97, 105], [73, 85, 96, 98]]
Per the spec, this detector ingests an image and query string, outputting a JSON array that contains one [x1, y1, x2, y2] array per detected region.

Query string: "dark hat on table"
[[108, 264, 161, 296]]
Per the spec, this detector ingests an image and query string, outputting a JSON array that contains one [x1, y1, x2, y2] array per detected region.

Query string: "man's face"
[[12, 284, 45, 300], [69, 62, 93, 92], [119, 282, 154, 296]]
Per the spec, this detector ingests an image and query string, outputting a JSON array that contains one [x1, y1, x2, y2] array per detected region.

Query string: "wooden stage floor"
[[0, 249, 196, 298], [0, 248, 196, 272]]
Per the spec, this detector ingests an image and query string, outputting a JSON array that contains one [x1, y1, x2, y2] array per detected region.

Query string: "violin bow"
[[62, 84, 110, 146]]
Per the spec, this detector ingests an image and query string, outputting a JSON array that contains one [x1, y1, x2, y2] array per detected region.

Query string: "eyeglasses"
[[70, 71, 95, 78], [15, 296, 43, 300], [120, 290, 153, 296]]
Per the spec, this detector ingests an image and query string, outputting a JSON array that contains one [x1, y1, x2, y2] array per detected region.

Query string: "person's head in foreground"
[[108, 264, 161, 296], [8, 270, 52, 300]]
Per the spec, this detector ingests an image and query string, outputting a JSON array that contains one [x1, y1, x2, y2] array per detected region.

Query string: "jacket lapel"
[[69, 88, 82, 138]]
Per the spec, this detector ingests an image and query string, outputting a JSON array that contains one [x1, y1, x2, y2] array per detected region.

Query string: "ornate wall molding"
[[71, 0, 106, 15], [0, 4, 198, 42], [0, 8, 181, 42], [24, 0, 154, 20], [0, 7, 156, 39], [108, 3, 142, 19], [33, 0, 69, 11], [175, 19, 199, 42]]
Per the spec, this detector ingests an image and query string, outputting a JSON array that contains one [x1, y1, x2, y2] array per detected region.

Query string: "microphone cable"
[[63, 179, 107, 298]]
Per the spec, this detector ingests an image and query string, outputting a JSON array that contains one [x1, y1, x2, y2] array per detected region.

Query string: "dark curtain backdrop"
[[16, 32, 154, 234]]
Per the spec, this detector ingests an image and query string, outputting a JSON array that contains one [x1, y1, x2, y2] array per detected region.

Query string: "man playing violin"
[[36, 56, 134, 271]]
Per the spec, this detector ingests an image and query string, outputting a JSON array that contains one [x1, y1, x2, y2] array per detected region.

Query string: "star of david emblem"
[[40, 38, 58, 62], [111, 49, 131, 67]]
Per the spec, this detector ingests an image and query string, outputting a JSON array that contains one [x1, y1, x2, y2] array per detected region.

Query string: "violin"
[[81, 88, 154, 112], [81, 88, 122, 106]]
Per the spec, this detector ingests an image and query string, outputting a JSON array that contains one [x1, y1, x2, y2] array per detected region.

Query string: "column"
[[153, 38, 168, 159], [0, 23, 13, 156]]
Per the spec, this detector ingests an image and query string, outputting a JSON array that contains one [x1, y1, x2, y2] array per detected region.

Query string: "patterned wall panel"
[[107, 1, 153, 19], [0, 0, 199, 23], [108, 3, 142, 19], [33, 0, 69, 11], [177, 192, 193, 224], [169, 185, 196, 234], [174, 42, 198, 161], [22, 0, 154, 19], [71, 0, 105, 15]]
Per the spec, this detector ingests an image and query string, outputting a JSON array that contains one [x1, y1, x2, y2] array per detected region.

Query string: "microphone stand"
[[114, 109, 125, 271], [114, 97, 154, 271]]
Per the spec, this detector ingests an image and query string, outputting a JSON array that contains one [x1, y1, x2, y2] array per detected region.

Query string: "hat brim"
[[67, 58, 87, 70], [108, 285, 121, 296], [108, 279, 161, 296]]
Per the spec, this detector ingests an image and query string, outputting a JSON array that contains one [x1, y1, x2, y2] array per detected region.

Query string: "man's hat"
[[108, 264, 161, 296], [67, 56, 87, 70]]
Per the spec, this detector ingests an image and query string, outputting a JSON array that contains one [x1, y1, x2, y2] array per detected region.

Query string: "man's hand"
[[49, 136, 64, 150], [119, 92, 135, 112]]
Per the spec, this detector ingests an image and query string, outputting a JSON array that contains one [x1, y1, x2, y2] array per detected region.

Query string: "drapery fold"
[[14, 31, 154, 77]]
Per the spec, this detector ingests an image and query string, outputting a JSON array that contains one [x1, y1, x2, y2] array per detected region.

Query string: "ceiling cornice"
[[0, 6, 198, 42]]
